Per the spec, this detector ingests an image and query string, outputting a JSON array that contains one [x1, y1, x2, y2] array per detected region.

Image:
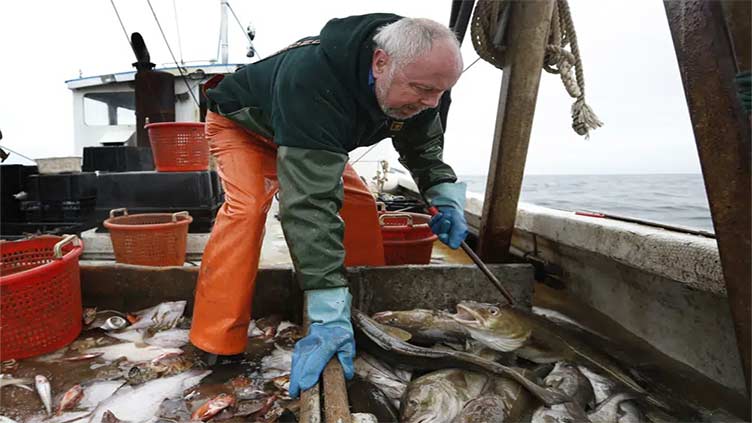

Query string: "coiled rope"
[[471, 0, 603, 138]]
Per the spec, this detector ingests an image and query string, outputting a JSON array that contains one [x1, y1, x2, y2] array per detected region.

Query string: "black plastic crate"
[[1, 164, 38, 222], [0, 221, 94, 240], [26, 172, 97, 202], [83, 146, 155, 172], [20, 199, 97, 223], [96, 171, 222, 209]]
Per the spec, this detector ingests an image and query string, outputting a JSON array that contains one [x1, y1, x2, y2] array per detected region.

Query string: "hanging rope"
[[471, 0, 603, 138]]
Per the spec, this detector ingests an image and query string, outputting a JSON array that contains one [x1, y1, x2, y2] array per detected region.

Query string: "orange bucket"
[[0, 235, 84, 360], [104, 208, 192, 266], [379, 212, 437, 265], [145, 122, 209, 172]]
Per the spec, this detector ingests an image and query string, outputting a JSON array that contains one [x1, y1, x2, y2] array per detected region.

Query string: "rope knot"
[[471, 0, 603, 138]]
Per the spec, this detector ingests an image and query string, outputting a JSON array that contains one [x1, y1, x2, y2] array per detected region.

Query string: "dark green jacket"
[[205, 13, 457, 192]]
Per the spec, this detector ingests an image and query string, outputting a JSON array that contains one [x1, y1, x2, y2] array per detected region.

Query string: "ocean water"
[[459, 173, 714, 233]]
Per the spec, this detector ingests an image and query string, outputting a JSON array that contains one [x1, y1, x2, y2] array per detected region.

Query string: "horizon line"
[[458, 172, 703, 177]]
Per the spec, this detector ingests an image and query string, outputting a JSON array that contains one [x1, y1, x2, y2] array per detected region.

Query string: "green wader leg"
[[276, 146, 350, 291]]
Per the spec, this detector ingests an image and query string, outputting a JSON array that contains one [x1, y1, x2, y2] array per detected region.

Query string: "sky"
[[0, 0, 701, 176]]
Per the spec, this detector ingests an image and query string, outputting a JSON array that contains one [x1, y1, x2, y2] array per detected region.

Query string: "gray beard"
[[375, 71, 404, 119], [375, 69, 425, 119], [380, 105, 408, 120]]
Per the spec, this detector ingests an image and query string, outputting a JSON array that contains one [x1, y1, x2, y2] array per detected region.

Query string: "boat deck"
[[80, 199, 473, 267]]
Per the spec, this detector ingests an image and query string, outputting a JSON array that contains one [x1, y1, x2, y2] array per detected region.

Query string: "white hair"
[[373, 18, 463, 70]]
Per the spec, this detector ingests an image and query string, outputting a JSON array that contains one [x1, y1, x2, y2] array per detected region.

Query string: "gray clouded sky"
[[0, 0, 699, 176]]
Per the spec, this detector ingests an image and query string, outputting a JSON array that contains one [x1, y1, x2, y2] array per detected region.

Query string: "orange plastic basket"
[[145, 122, 209, 172], [0, 235, 84, 360], [103, 209, 192, 266], [379, 212, 437, 265]]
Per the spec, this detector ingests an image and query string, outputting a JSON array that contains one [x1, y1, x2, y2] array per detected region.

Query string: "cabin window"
[[84, 92, 136, 126]]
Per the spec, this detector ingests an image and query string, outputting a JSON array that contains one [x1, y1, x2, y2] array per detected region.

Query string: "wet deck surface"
[[258, 199, 473, 267]]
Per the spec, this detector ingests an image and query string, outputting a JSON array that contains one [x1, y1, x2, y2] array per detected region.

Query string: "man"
[[190, 13, 469, 398]]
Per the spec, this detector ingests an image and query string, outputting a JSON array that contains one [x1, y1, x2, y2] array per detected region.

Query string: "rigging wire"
[[0, 145, 36, 163], [225, 1, 262, 59], [462, 56, 482, 74], [172, 0, 184, 64], [350, 144, 381, 165], [145, 0, 200, 108], [109, 0, 132, 48]]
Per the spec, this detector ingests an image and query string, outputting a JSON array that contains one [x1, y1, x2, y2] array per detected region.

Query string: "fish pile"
[[349, 301, 688, 423], [0, 300, 733, 422], [0, 302, 304, 423]]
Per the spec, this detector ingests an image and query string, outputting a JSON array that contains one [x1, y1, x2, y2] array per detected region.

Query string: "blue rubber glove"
[[289, 287, 355, 399], [425, 182, 468, 249], [429, 206, 468, 249]]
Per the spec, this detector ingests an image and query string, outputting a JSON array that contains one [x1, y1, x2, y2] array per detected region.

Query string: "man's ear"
[[372, 48, 390, 79]]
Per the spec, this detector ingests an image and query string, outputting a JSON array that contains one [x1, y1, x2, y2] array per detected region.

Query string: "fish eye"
[[489, 307, 500, 315]]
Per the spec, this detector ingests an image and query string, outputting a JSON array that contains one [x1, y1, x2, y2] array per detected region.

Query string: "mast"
[[219, 0, 229, 64]]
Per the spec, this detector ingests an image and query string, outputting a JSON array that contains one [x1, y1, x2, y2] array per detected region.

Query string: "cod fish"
[[454, 374, 535, 423], [578, 365, 616, 405], [352, 309, 568, 406], [544, 361, 595, 409], [587, 392, 640, 423], [532, 402, 592, 423], [490, 375, 536, 422], [451, 301, 647, 396], [619, 401, 646, 423], [372, 309, 469, 345], [354, 352, 411, 408], [347, 378, 400, 423], [400, 369, 488, 423], [35, 375, 52, 415], [453, 395, 508, 423]]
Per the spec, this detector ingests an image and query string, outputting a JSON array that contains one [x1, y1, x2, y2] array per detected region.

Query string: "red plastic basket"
[[145, 122, 209, 172], [104, 209, 192, 266], [379, 212, 437, 265], [0, 235, 84, 360]]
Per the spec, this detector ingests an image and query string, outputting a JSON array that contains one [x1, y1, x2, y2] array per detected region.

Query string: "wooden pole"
[[664, 0, 752, 398], [299, 382, 322, 423], [299, 296, 322, 423], [477, 0, 556, 262], [323, 360, 352, 423]]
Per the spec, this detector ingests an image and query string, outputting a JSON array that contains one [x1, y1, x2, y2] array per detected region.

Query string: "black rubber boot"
[[201, 351, 245, 368]]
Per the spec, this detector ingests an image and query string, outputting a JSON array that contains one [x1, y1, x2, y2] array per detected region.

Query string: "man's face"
[[372, 39, 462, 120]]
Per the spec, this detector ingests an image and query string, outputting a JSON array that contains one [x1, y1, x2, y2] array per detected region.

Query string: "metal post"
[[477, 0, 556, 262], [219, 0, 229, 64], [664, 0, 751, 396]]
